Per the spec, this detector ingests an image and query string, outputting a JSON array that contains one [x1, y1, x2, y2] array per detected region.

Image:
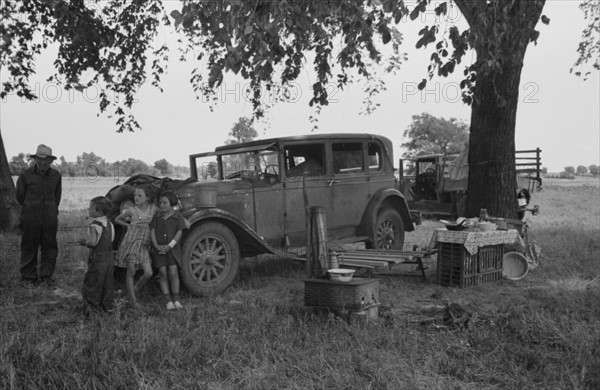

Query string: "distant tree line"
[[542, 164, 600, 179], [8, 152, 190, 178]]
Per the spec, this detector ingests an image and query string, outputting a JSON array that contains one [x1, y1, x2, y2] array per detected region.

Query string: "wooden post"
[[310, 215, 320, 277], [303, 174, 312, 278], [536, 147, 542, 187], [311, 206, 328, 277]]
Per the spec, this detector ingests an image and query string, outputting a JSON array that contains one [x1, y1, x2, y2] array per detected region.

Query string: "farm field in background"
[[1, 177, 599, 389], [59, 176, 125, 212], [542, 176, 600, 187], [11, 175, 599, 213]]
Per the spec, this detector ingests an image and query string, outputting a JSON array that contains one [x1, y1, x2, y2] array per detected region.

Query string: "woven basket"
[[437, 243, 504, 288]]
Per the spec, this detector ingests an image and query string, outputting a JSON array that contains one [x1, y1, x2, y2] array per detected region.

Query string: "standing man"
[[16, 144, 62, 285]]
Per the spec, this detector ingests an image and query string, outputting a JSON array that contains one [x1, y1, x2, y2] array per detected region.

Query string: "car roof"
[[413, 153, 460, 160], [214, 133, 392, 153]]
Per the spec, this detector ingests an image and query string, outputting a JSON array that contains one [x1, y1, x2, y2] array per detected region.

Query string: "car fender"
[[184, 208, 280, 258], [359, 188, 415, 238]]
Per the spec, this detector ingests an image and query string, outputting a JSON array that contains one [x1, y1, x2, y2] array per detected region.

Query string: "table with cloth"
[[429, 228, 526, 287], [429, 228, 525, 255]]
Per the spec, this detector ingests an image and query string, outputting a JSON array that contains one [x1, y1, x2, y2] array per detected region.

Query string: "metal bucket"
[[327, 250, 340, 270], [502, 252, 529, 280]]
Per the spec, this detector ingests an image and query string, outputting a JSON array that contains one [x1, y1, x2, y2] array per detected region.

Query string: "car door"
[[366, 140, 393, 195], [328, 140, 371, 230], [282, 142, 330, 246], [211, 147, 286, 247], [250, 149, 286, 246]]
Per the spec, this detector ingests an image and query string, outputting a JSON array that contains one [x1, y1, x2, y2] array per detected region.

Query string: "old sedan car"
[[109, 133, 414, 295]]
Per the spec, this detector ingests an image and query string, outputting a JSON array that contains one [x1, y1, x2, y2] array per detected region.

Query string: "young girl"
[[150, 191, 187, 310], [114, 184, 157, 308]]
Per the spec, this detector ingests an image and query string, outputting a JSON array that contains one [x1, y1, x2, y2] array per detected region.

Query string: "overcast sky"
[[1, 0, 599, 173]]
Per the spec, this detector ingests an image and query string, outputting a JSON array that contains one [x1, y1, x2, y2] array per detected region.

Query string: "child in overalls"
[[78, 196, 115, 312]]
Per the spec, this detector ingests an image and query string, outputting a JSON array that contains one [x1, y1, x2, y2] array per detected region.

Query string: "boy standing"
[[78, 196, 115, 311]]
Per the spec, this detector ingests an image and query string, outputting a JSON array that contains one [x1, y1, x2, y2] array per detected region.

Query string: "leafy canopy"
[[226, 117, 258, 145], [154, 158, 173, 175], [1, 0, 406, 132], [2, 1, 596, 133], [411, 0, 550, 107], [402, 112, 469, 157]]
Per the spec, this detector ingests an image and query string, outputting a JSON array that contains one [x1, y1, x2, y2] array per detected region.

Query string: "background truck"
[[398, 148, 542, 219]]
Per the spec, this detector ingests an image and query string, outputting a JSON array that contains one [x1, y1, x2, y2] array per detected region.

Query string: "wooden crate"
[[437, 243, 504, 288], [304, 278, 380, 311]]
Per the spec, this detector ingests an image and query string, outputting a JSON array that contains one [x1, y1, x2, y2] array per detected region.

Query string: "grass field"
[[1, 177, 599, 389]]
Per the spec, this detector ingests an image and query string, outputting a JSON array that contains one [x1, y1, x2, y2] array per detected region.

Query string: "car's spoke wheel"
[[372, 208, 405, 250], [181, 222, 239, 295]]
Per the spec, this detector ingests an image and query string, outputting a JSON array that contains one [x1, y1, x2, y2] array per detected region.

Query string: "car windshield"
[[222, 150, 279, 179], [192, 148, 279, 181], [194, 155, 219, 182]]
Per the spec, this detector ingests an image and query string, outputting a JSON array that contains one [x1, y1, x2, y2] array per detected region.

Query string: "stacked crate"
[[437, 243, 504, 288]]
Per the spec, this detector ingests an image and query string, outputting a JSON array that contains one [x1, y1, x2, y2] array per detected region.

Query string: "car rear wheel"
[[181, 221, 240, 296], [372, 208, 405, 250]]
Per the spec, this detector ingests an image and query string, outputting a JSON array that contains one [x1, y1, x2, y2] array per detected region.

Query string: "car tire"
[[181, 221, 240, 296], [371, 207, 405, 250]]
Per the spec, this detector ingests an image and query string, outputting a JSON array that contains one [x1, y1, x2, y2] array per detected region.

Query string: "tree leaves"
[[401, 112, 470, 157], [571, 0, 599, 78], [410, 0, 427, 21], [170, 0, 403, 118], [407, 0, 553, 109], [530, 29, 540, 44], [226, 117, 258, 144], [170, 10, 183, 27], [416, 26, 438, 49], [382, 0, 396, 13], [382, 29, 392, 44], [435, 2, 448, 16], [1, 0, 413, 130], [541, 15, 550, 25], [3, 0, 569, 133]]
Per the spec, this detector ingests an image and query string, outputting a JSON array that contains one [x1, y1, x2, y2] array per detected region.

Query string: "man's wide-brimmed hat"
[[31, 144, 57, 160]]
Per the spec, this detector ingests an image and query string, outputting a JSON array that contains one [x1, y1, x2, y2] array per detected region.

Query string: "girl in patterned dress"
[[114, 184, 157, 307]]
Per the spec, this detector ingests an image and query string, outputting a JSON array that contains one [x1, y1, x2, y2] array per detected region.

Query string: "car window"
[[221, 149, 279, 180], [367, 142, 382, 171], [418, 160, 435, 174], [332, 142, 363, 174], [284, 144, 326, 177], [193, 155, 219, 181], [260, 151, 280, 176]]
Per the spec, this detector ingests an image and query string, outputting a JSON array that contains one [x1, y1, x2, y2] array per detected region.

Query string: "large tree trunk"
[[459, 0, 545, 219], [465, 53, 524, 219], [0, 129, 22, 232]]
